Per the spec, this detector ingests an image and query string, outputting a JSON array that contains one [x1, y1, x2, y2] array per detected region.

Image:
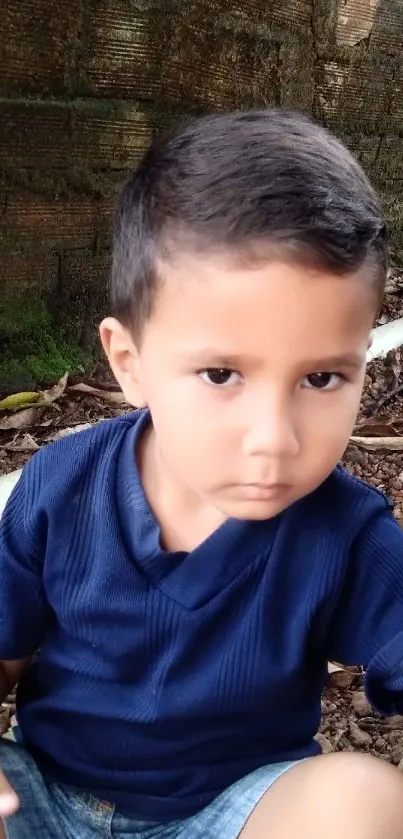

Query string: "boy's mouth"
[[238, 483, 290, 501]]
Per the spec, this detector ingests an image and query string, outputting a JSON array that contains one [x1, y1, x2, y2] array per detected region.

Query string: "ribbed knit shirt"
[[1, 410, 403, 820]]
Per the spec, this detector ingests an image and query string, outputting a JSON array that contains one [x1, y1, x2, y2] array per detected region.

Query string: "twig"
[[349, 436, 403, 451]]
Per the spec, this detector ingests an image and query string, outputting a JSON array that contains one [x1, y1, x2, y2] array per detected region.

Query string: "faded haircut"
[[111, 108, 388, 337]]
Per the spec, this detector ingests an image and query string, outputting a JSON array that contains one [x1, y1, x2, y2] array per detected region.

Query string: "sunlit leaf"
[[0, 392, 39, 411]]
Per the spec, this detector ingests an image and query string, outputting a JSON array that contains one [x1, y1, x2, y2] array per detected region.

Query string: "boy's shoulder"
[[35, 410, 138, 461], [22, 410, 141, 499], [285, 467, 395, 574], [311, 463, 392, 526]]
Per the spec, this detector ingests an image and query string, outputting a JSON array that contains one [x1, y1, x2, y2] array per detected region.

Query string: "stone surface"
[[315, 733, 334, 754], [351, 690, 372, 717], [349, 720, 373, 748], [391, 745, 403, 766]]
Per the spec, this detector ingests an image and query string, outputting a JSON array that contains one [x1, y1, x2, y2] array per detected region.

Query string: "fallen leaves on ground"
[[0, 407, 43, 431], [0, 372, 130, 474], [354, 416, 403, 437], [0, 374, 69, 430], [2, 434, 40, 452], [352, 415, 403, 451]]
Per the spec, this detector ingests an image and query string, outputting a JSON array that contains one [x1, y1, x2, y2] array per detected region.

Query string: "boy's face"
[[103, 253, 377, 521]]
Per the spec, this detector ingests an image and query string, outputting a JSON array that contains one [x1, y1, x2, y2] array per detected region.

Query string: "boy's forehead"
[[146, 254, 375, 359], [156, 252, 376, 317], [159, 245, 377, 288]]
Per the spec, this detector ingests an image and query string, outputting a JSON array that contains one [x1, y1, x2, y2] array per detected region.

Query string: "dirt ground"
[[1, 280, 403, 769]]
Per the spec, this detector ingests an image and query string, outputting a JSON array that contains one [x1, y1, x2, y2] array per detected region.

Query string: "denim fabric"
[[0, 736, 299, 838]]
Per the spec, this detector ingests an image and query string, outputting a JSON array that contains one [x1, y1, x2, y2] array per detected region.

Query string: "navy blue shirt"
[[1, 410, 403, 819]]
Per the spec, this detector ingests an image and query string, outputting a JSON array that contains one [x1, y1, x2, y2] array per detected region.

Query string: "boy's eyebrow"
[[179, 349, 365, 369], [179, 350, 254, 367], [305, 352, 365, 370]]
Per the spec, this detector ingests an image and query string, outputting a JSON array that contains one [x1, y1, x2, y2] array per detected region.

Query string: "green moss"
[[0, 295, 89, 392]]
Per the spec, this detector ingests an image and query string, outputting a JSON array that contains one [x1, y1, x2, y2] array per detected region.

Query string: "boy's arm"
[[0, 658, 29, 816], [0, 457, 54, 819], [325, 508, 403, 716], [0, 659, 29, 704], [0, 458, 50, 662]]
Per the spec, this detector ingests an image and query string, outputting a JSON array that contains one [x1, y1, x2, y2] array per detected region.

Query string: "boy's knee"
[[241, 753, 403, 839], [303, 753, 403, 839], [300, 752, 403, 817], [313, 750, 403, 792]]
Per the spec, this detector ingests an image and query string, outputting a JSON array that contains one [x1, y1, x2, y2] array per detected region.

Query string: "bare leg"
[[240, 753, 403, 839], [0, 820, 5, 839]]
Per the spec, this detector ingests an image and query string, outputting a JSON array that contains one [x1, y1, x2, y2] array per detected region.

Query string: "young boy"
[[1, 108, 403, 839]]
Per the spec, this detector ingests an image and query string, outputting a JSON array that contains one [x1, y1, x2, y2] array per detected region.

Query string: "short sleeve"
[[0, 459, 50, 658], [325, 508, 403, 716]]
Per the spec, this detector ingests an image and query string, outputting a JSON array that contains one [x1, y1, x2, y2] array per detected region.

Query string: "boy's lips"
[[237, 483, 291, 500]]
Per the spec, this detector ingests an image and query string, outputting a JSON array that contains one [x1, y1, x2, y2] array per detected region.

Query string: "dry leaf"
[[354, 417, 403, 437], [0, 392, 39, 411], [0, 407, 41, 431], [42, 372, 68, 404], [328, 662, 343, 674], [327, 661, 360, 688], [69, 383, 127, 404], [328, 662, 362, 675], [350, 436, 403, 451], [3, 434, 40, 452]]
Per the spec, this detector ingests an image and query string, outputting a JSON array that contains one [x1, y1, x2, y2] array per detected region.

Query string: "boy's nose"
[[242, 398, 301, 459]]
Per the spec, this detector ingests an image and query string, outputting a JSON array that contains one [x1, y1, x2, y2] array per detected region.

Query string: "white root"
[[367, 318, 403, 362]]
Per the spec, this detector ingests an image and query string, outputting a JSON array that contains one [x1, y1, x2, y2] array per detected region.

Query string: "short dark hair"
[[111, 108, 388, 336]]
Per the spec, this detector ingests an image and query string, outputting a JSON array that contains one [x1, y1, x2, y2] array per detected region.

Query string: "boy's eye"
[[199, 368, 242, 387], [303, 372, 343, 390]]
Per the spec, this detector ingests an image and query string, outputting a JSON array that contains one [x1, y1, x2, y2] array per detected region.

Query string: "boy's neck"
[[137, 424, 227, 553]]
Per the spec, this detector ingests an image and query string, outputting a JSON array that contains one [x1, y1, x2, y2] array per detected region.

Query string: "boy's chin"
[[216, 491, 294, 522]]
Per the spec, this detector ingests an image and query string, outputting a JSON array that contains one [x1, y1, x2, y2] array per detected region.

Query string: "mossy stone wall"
[[1, 0, 402, 387]]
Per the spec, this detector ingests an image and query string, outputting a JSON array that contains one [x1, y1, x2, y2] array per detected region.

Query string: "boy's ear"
[[99, 318, 147, 407]]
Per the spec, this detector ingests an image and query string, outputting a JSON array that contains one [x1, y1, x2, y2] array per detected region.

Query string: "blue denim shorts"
[[0, 735, 300, 838]]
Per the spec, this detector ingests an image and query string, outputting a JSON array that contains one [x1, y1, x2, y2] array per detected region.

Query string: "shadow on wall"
[[319, 0, 403, 258]]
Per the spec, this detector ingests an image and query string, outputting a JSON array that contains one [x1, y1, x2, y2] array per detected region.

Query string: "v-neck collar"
[[117, 411, 281, 609]]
